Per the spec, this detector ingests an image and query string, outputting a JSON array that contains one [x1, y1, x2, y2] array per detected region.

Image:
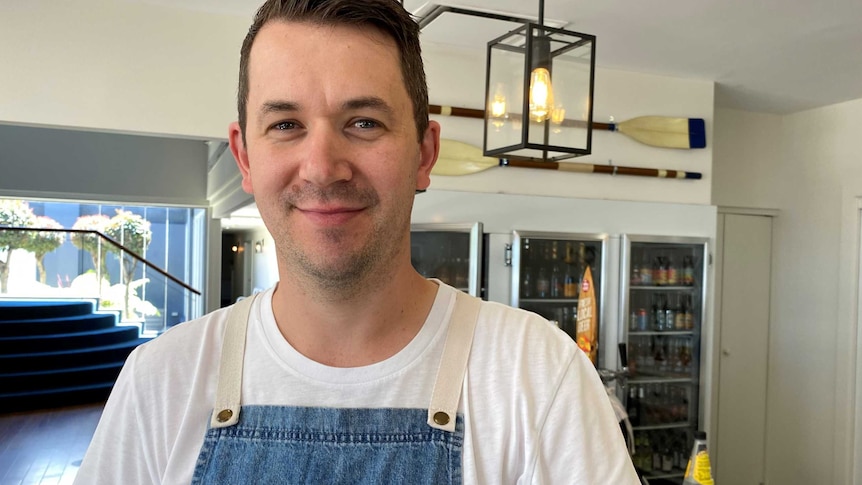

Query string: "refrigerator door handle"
[[504, 243, 512, 267]]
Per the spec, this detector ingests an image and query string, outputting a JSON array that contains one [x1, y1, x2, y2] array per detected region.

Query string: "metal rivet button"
[[433, 411, 450, 426], [217, 409, 233, 422]]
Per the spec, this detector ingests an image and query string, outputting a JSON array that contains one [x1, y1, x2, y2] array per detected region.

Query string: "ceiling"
[[142, 0, 862, 115]]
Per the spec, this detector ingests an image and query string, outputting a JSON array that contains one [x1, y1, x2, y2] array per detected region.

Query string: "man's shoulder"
[[130, 304, 234, 368]]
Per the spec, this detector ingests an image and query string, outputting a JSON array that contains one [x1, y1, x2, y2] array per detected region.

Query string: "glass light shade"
[[484, 23, 596, 162]]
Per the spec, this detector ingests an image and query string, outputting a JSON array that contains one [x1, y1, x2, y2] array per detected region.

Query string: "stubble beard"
[[272, 182, 411, 300]]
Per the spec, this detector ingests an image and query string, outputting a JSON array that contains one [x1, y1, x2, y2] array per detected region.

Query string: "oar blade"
[[432, 139, 499, 176], [616, 116, 706, 149]]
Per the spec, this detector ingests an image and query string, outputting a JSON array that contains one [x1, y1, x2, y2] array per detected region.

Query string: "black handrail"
[[0, 226, 201, 296]]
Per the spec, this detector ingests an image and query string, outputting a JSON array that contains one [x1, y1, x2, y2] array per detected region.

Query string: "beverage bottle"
[[564, 241, 575, 264], [667, 256, 678, 285], [638, 386, 648, 425], [627, 385, 640, 426], [685, 295, 695, 330], [631, 264, 641, 286], [654, 295, 666, 331], [536, 266, 550, 298], [564, 265, 578, 298], [683, 431, 714, 485], [639, 254, 653, 285], [682, 255, 695, 286], [656, 257, 668, 286], [521, 267, 534, 298], [550, 264, 562, 298], [664, 296, 675, 332], [675, 295, 687, 330]]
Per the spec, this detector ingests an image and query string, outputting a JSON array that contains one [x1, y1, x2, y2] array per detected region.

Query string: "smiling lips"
[[296, 205, 366, 226]]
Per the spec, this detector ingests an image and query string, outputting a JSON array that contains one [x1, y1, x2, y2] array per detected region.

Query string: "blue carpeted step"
[[0, 362, 125, 392], [0, 338, 151, 372], [0, 325, 141, 353], [0, 300, 95, 321], [0, 312, 117, 337], [0, 382, 114, 414]]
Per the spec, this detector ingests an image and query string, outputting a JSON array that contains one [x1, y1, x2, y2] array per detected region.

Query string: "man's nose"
[[297, 129, 353, 187]]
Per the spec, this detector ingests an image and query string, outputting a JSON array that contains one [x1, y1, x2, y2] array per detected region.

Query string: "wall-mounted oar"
[[433, 139, 702, 180], [428, 104, 706, 149]]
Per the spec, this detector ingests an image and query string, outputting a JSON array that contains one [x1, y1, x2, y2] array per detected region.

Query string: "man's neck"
[[270, 265, 439, 368]]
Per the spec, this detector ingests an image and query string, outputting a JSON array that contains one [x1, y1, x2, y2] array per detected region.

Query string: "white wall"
[[0, 0, 246, 139], [713, 101, 862, 485]]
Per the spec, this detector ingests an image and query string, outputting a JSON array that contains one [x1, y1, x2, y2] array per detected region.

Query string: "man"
[[76, 0, 640, 483]]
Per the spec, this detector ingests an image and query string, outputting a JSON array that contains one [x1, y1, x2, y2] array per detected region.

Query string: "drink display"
[[622, 236, 707, 484], [510, 232, 605, 361], [410, 223, 484, 297]]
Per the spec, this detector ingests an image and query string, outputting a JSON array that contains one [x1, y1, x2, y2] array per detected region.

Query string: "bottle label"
[[684, 451, 714, 485], [576, 267, 598, 364]]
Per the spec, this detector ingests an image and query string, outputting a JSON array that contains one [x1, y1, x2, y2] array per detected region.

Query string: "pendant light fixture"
[[418, 1, 596, 162]]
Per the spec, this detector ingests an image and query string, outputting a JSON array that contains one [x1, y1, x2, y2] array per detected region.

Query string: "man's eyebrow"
[[342, 96, 394, 115], [257, 101, 300, 121]]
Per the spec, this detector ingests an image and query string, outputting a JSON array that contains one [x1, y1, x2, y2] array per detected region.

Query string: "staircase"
[[0, 299, 151, 413]]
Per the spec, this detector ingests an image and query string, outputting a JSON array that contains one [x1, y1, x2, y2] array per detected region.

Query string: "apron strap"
[[427, 291, 481, 432], [210, 295, 257, 429]]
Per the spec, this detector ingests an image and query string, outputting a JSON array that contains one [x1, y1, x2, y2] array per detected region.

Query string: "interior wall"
[[712, 101, 862, 485], [0, 0, 246, 139]]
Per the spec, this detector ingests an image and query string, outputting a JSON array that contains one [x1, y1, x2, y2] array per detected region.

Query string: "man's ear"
[[416, 120, 440, 192], [228, 121, 254, 195]]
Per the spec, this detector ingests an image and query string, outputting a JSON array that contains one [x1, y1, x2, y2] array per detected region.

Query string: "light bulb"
[[529, 68, 553, 122], [490, 93, 507, 119]]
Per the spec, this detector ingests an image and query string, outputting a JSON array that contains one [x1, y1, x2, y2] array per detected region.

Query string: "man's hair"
[[237, 0, 429, 142]]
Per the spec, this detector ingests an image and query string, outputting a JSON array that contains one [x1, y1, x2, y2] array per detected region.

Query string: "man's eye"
[[353, 119, 380, 129], [272, 121, 297, 131]]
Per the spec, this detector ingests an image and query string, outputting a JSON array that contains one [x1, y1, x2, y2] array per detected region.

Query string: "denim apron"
[[191, 291, 480, 484]]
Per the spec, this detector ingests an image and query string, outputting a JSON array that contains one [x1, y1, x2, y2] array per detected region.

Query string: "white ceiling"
[[144, 0, 862, 114]]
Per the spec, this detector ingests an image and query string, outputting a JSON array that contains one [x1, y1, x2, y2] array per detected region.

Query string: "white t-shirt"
[[75, 283, 639, 484]]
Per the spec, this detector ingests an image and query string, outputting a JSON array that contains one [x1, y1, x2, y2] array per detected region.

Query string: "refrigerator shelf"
[[633, 423, 691, 431], [628, 330, 694, 336], [628, 376, 695, 385], [519, 298, 579, 304], [630, 285, 696, 291]]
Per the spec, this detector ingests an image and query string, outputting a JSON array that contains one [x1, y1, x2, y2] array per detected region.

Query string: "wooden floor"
[[0, 403, 104, 485]]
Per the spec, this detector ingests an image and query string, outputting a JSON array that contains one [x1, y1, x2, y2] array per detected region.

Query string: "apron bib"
[[191, 291, 480, 484]]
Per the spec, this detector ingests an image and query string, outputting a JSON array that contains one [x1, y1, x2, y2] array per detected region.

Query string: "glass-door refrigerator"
[[410, 223, 484, 298], [509, 231, 607, 366], [620, 235, 709, 484]]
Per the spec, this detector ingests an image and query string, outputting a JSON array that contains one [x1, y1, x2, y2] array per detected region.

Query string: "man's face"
[[229, 21, 439, 291]]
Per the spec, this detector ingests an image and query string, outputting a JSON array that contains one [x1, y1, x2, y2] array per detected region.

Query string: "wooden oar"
[[428, 104, 706, 149], [432, 139, 702, 180]]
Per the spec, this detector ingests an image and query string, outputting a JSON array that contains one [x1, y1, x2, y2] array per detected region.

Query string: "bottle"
[[564, 241, 575, 264], [683, 431, 714, 485], [675, 295, 687, 330], [631, 264, 641, 286], [682, 255, 695, 286], [667, 256, 678, 286], [684, 295, 695, 330], [627, 385, 640, 426], [536, 267, 550, 298], [521, 267, 534, 298], [639, 254, 653, 285], [664, 296, 675, 332], [653, 295, 665, 331], [656, 256, 668, 286], [564, 265, 578, 298], [550, 264, 562, 298]]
